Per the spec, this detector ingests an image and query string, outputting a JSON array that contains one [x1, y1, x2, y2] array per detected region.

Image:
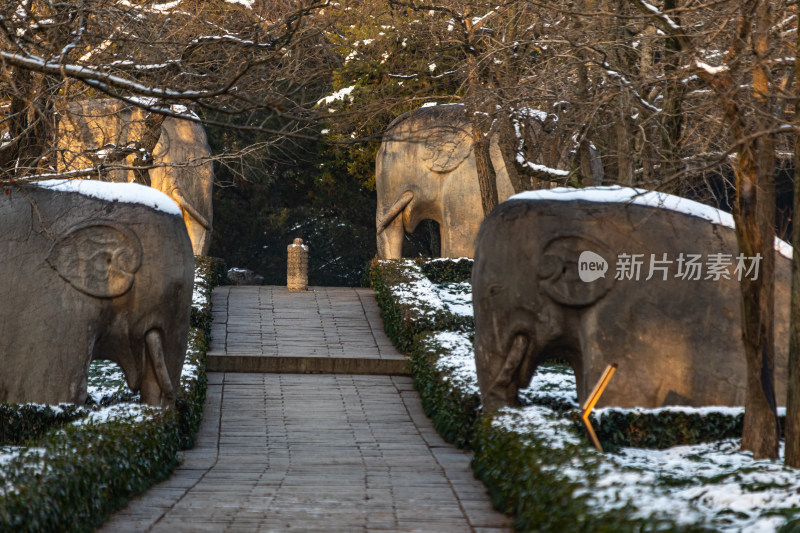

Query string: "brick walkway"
[[208, 287, 407, 374], [99, 287, 512, 533]]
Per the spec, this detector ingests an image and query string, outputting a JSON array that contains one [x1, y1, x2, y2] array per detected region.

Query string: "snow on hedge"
[[401, 262, 800, 531], [435, 282, 472, 317], [388, 260, 473, 318], [495, 405, 800, 531], [426, 331, 479, 395], [511, 185, 793, 259], [35, 179, 182, 216], [72, 404, 155, 426]]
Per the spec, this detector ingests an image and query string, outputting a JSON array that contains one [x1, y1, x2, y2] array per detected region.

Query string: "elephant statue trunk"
[[376, 190, 413, 259], [476, 333, 529, 412], [141, 329, 176, 407]]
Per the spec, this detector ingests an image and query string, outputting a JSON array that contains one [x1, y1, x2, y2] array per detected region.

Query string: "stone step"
[[206, 353, 411, 375]]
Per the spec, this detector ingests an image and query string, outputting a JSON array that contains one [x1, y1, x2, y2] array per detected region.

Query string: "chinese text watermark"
[[578, 251, 762, 282]]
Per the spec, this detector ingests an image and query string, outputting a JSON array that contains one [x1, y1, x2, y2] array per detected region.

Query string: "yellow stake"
[[580, 363, 618, 452]]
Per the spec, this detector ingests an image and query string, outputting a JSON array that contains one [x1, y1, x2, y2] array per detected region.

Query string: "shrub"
[[419, 258, 473, 284], [368, 258, 472, 352], [0, 405, 85, 446]]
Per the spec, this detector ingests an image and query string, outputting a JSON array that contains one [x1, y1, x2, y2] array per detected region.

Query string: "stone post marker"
[[287, 238, 309, 291]]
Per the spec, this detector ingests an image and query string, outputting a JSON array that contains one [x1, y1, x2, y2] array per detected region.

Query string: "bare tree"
[[331, 0, 798, 459], [0, 0, 335, 182], [620, 0, 793, 459]]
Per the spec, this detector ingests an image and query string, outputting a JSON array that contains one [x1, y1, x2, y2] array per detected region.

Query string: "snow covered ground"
[[419, 271, 800, 532]]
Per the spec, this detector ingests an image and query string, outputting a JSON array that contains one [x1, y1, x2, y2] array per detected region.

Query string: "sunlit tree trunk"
[[785, 3, 800, 468], [735, 0, 779, 459]]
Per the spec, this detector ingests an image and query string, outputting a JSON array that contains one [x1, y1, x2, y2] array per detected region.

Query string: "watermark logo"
[[577, 251, 762, 282], [578, 251, 608, 283]]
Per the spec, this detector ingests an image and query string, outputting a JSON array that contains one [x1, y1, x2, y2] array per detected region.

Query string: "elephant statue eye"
[[487, 284, 505, 297]]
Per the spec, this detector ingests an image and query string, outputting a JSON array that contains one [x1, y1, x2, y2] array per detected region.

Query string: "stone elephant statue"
[[0, 180, 194, 407], [375, 104, 517, 259], [472, 186, 791, 412], [57, 100, 214, 255]]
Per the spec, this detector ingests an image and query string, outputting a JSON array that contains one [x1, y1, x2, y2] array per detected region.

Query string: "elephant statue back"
[[57, 99, 214, 255]]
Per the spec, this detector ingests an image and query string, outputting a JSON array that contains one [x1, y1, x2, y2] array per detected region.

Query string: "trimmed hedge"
[[592, 410, 742, 451], [590, 409, 786, 451], [410, 333, 480, 448], [0, 411, 181, 533], [419, 258, 474, 284], [369, 258, 732, 532], [0, 405, 86, 446], [190, 256, 227, 335], [370, 259, 480, 447], [368, 258, 472, 352], [470, 415, 703, 533], [0, 255, 226, 532]]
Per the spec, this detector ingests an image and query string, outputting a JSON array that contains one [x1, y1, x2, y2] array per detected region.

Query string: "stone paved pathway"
[[99, 287, 512, 533], [208, 287, 407, 374]]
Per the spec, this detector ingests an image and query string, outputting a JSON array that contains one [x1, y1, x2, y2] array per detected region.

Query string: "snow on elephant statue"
[[57, 99, 214, 255], [472, 186, 791, 412], [375, 104, 518, 259], [0, 180, 194, 407]]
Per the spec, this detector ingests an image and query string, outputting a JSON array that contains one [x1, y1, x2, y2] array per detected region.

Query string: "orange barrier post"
[[580, 363, 618, 452]]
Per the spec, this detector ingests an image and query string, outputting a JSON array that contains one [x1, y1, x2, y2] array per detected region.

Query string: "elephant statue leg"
[[377, 190, 413, 260]]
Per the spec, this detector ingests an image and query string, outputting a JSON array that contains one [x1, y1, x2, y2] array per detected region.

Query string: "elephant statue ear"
[[537, 236, 614, 307], [47, 222, 143, 298], [423, 128, 473, 173]]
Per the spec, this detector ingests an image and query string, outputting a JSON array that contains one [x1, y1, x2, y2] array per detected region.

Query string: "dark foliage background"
[[206, 125, 442, 286]]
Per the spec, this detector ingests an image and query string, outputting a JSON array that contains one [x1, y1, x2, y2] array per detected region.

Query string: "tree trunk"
[[786, 5, 800, 468], [498, 122, 529, 193], [658, 0, 685, 189], [473, 126, 498, 216], [131, 112, 165, 186], [696, 0, 779, 460], [465, 40, 498, 216], [736, 137, 779, 459], [737, 0, 778, 459], [615, 93, 633, 185]]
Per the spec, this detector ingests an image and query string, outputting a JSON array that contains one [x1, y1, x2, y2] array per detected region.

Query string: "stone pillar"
[[287, 238, 309, 291]]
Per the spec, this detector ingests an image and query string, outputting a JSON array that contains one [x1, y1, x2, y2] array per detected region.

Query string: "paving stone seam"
[[145, 378, 225, 532], [348, 374, 399, 530], [233, 374, 289, 531], [354, 289, 387, 359], [392, 379, 479, 533], [342, 374, 373, 532]]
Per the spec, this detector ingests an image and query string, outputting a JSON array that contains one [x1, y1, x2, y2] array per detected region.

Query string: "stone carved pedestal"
[[287, 238, 309, 291]]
